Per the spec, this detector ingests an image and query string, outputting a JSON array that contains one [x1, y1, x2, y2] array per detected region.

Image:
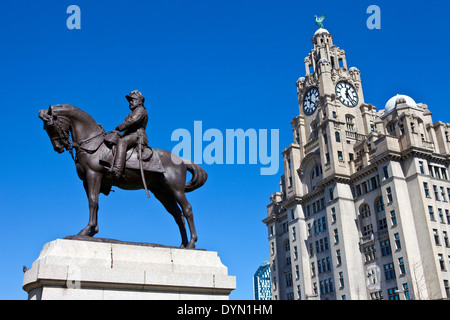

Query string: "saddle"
[[99, 131, 165, 174]]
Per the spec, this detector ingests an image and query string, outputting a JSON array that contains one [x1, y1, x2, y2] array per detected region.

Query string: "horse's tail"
[[184, 161, 208, 193]]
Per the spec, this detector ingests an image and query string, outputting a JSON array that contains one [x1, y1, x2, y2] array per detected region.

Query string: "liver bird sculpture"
[[315, 15, 326, 29]]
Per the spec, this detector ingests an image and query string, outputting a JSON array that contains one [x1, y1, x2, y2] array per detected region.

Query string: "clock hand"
[[345, 90, 355, 104]]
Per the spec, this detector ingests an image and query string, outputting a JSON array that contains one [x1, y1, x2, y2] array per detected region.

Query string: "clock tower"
[[292, 27, 377, 182]]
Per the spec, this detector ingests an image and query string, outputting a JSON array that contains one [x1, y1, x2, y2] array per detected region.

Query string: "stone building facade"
[[263, 28, 450, 300]]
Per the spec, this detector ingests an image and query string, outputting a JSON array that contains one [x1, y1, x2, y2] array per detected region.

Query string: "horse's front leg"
[[78, 170, 102, 237]]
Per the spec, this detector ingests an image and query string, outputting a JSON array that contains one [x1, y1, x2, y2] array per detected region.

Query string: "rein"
[[51, 115, 105, 161]]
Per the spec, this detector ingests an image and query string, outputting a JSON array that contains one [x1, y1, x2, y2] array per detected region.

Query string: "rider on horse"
[[112, 90, 149, 179]]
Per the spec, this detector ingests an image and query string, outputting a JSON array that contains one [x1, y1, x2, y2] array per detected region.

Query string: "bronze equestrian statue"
[[38, 92, 207, 249]]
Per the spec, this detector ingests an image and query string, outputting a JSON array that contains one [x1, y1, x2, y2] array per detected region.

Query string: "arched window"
[[359, 203, 371, 218]]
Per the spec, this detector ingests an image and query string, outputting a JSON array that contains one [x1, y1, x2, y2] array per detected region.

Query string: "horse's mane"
[[52, 104, 99, 126]]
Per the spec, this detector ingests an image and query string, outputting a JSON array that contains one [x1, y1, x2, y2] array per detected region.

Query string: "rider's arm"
[[116, 108, 147, 132]]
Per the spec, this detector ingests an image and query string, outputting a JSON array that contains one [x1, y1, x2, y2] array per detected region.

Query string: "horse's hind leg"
[[153, 189, 188, 248], [173, 191, 197, 249]]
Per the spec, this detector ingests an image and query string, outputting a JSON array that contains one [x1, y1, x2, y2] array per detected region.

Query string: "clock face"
[[336, 81, 359, 107], [303, 87, 319, 115]]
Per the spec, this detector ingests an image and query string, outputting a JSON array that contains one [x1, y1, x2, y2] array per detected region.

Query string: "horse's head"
[[38, 106, 71, 154]]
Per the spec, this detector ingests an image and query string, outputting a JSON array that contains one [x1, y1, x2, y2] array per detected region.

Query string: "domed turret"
[[384, 94, 418, 113], [314, 28, 329, 36]]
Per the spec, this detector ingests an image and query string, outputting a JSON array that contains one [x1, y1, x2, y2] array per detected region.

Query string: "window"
[[338, 151, 343, 161], [370, 291, 383, 300], [424, 183, 430, 198], [444, 280, 450, 299], [434, 185, 439, 201], [442, 167, 448, 180], [323, 133, 328, 145], [394, 233, 402, 249], [403, 283, 411, 300], [336, 249, 342, 266], [439, 209, 444, 223], [388, 287, 399, 300], [384, 263, 396, 280], [325, 152, 330, 163], [286, 273, 293, 287], [335, 131, 341, 142], [329, 187, 334, 200], [339, 272, 344, 288], [386, 187, 393, 203], [334, 229, 339, 244], [441, 187, 447, 201], [329, 278, 334, 293], [429, 206, 435, 221], [362, 224, 373, 236], [390, 210, 397, 226], [292, 227, 297, 241], [380, 239, 392, 256], [383, 166, 389, 179], [446, 210, 450, 224], [438, 254, 446, 270], [364, 245, 376, 262], [331, 207, 336, 223], [360, 204, 371, 218], [285, 240, 290, 252], [375, 197, 385, 213], [444, 231, 449, 247], [419, 161, 424, 174], [433, 229, 440, 245], [378, 218, 387, 230], [345, 115, 355, 132], [398, 257, 406, 275]]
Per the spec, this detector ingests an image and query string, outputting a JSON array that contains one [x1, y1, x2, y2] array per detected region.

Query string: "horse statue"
[[38, 104, 207, 249]]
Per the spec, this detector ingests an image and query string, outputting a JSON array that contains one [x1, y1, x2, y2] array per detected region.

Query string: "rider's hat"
[[125, 90, 145, 103]]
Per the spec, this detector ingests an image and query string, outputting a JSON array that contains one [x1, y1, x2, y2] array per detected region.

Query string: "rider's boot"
[[112, 140, 127, 179]]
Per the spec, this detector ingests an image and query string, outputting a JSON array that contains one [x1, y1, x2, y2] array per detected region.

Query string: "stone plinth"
[[22, 238, 236, 300]]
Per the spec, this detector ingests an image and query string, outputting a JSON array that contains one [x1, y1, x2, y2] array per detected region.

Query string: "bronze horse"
[[38, 104, 207, 249]]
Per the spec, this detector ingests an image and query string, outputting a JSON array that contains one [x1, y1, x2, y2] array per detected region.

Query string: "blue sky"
[[1, 0, 449, 300]]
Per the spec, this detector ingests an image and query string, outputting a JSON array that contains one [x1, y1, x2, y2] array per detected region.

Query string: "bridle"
[[44, 113, 105, 161]]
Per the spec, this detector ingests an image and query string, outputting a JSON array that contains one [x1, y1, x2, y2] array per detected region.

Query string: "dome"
[[384, 94, 418, 113], [314, 28, 329, 36]]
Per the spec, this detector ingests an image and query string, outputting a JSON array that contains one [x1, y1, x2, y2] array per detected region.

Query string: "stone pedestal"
[[23, 239, 236, 300]]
